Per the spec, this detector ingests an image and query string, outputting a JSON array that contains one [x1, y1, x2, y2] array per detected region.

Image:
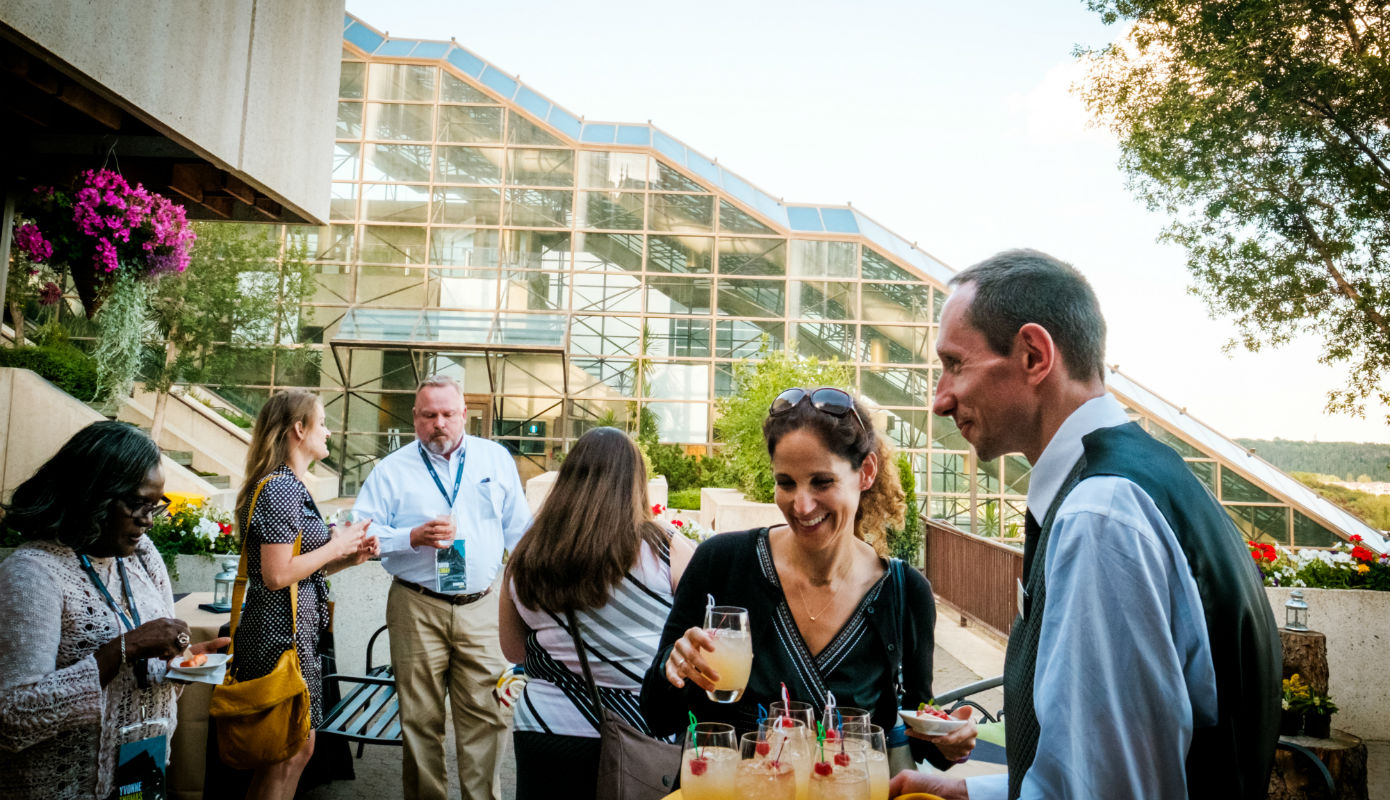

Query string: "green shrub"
[[887, 452, 922, 563], [0, 344, 105, 401], [668, 488, 703, 510]]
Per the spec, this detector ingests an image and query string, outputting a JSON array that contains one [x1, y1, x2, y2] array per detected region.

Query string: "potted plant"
[[1280, 674, 1310, 736], [1303, 691, 1338, 739]]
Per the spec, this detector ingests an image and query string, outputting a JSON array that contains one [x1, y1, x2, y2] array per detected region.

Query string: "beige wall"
[[2, 0, 340, 223]]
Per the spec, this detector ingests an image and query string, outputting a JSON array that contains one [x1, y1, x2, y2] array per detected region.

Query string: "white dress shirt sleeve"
[[353, 461, 415, 556], [497, 453, 531, 551]]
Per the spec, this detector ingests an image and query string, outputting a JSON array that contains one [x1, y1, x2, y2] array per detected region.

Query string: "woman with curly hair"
[[641, 387, 976, 774]]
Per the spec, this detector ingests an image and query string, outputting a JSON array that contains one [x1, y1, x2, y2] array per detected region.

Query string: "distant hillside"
[[1237, 439, 1390, 482]]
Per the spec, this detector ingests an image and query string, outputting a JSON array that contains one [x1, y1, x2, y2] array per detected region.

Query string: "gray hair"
[[950, 249, 1107, 382], [416, 375, 464, 396]]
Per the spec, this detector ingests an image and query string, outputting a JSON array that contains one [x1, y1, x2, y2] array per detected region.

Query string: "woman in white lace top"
[[0, 422, 229, 799]]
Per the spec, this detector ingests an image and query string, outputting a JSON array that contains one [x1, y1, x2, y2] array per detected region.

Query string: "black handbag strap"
[[565, 608, 606, 716]]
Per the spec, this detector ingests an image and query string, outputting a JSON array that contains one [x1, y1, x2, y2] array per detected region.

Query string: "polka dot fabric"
[[231, 465, 331, 726]]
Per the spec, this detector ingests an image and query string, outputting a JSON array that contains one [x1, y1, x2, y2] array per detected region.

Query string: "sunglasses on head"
[[768, 387, 867, 434]]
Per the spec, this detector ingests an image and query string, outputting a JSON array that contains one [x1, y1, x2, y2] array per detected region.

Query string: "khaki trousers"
[[387, 579, 510, 800]]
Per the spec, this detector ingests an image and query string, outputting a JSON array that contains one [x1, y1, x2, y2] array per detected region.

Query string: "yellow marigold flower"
[[1358, 564, 1370, 574]]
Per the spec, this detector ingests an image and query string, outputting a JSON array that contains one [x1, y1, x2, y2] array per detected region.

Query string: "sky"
[[345, 0, 1390, 444]]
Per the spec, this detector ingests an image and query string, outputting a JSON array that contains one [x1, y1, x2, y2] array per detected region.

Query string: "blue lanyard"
[[78, 554, 142, 632], [419, 443, 465, 508]]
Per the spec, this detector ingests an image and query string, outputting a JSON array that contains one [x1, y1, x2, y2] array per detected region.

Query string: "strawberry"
[[813, 761, 834, 776], [755, 740, 771, 757], [688, 756, 708, 776], [834, 751, 851, 766]]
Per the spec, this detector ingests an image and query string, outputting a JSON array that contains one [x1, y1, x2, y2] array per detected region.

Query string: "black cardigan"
[[639, 528, 952, 769]]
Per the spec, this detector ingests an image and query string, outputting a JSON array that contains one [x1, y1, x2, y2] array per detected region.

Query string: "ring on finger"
[[176, 632, 190, 648]]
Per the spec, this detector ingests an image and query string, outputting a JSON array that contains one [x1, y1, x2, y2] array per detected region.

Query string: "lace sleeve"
[[0, 551, 104, 751]]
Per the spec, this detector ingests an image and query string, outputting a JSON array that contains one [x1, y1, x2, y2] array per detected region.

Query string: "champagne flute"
[[682, 722, 738, 800], [703, 605, 752, 703]]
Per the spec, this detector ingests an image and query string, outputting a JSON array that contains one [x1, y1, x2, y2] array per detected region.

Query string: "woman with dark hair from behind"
[[499, 427, 695, 800], [0, 421, 229, 799], [229, 389, 377, 800]]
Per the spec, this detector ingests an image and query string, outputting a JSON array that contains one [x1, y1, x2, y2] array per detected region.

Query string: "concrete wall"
[[700, 486, 785, 532], [1, 0, 340, 222], [1266, 587, 1389, 741], [0, 368, 220, 503], [525, 470, 668, 514]]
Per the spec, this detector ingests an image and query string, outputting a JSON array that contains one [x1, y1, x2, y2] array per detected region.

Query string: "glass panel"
[[647, 401, 709, 442], [1004, 455, 1032, 495], [579, 192, 644, 230], [718, 237, 785, 276], [440, 71, 492, 103], [573, 232, 643, 273], [579, 151, 649, 190], [308, 265, 352, 303], [504, 189, 572, 228], [572, 271, 642, 313], [975, 458, 1001, 494], [791, 280, 857, 320], [795, 321, 855, 360], [362, 143, 431, 183], [432, 187, 501, 226], [366, 102, 433, 141], [363, 183, 429, 223], [339, 61, 365, 99], [720, 200, 777, 235], [360, 225, 427, 264], [861, 247, 916, 282], [1220, 466, 1277, 503], [647, 276, 712, 314], [717, 279, 784, 318], [863, 366, 933, 406], [437, 105, 503, 143], [933, 287, 947, 323], [932, 411, 968, 451], [931, 452, 969, 494], [430, 266, 499, 309], [1149, 424, 1204, 458], [333, 142, 360, 181], [929, 496, 972, 528], [571, 359, 640, 398], [507, 148, 574, 187], [1227, 505, 1289, 544], [647, 235, 712, 274], [337, 101, 362, 139], [650, 193, 715, 233], [1187, 459, 1217, 491], [881, 409, 932, 449], [647, 319, 711, 357], [429, 228, 499, 267], [1293, 512, 1342, 548], [498, 270, 565, 312], [330, 182, 357, 221], [434, 146, 503, 184], [299, 225, 354, 261], [507, 110, 563, 146], [571, 315, 641, 356], [862, 282, 933, 324], [862, 325, 933, 364], [789, 240, 857, 278], [501, 230, 570, 270], [357, 265, 426, 306], [654, 161, 706, 192], [715, 320, 781, 357], [367, 64, 436, 102]]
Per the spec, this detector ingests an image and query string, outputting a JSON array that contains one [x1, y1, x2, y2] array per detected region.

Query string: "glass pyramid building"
[[240, 13, 1383, 552]]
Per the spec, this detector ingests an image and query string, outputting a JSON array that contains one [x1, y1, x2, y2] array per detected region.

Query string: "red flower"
[[1350, 535, 1364, 543], [217, 522, 232, 535], [1351, 545, 1375, 563], [672, 519, 684, 527], [651, 503, 665, 515]]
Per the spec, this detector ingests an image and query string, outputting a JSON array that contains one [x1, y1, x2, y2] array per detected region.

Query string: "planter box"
[[1266, 587, 1389, 741]]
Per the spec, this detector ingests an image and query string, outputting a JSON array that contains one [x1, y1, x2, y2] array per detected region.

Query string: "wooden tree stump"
[[1267, 730, 1368, 800], [1280, 629, 1329, 696]]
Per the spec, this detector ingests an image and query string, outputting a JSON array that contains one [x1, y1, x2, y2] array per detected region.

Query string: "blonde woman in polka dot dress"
[[230, 390, 378, 800]]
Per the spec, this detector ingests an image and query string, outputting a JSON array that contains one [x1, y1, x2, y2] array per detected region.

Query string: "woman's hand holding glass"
[[664, 625, 719, 692], [904, 705, 977, 762]]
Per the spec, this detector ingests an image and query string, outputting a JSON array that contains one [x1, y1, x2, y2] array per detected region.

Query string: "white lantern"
[[1284, 589, 1308, 631]]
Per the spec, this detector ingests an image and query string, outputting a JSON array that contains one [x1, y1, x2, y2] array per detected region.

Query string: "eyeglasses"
[[120, 496, 171, 521], [768, 387, 867, 434]]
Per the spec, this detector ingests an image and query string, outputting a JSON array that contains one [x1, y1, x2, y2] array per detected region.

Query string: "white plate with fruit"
[[168, 652, 230, 676], [899, 703, 968, 736]]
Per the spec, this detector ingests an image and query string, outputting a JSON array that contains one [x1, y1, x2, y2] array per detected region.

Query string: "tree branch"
[[1296, 96, 1390, 189], [1295, 209, 1390, 341]]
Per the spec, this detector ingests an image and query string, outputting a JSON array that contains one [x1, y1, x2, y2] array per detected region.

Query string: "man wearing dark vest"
[[890, 250, 1280, 799]]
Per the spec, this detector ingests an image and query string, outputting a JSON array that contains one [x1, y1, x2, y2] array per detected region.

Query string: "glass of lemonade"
[[737, 731, 797, 800], [759, 718, 812, 800], [703, 605, 752, 703], [807, 759, 870, 800], [682, 722, 738, 800], [769, 700, 816, 731], [828, 705, 871, 736], [841, 725, 889, 800]]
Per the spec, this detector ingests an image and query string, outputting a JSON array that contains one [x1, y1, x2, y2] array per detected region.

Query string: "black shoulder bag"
[[565, 609, 682, 800]]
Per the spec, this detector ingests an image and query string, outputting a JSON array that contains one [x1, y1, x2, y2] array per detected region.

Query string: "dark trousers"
[[513, 730, 601, 800]]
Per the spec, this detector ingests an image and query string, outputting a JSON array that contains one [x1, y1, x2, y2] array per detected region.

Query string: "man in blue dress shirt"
[[354, 376, 532, 800], [891, 250, 1279, 799]]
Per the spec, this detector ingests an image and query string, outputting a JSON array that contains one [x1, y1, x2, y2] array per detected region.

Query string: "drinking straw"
[[758, 703, 768, 725], [688, 711, 700, 759], [816, 720, 826, 763]]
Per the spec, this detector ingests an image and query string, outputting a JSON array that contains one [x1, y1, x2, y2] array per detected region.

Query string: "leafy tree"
[[712, 340, 853, 503], [886, 452, 923, 563], [145, 222, 312, 440], [1078, 1, 1390, 423]]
